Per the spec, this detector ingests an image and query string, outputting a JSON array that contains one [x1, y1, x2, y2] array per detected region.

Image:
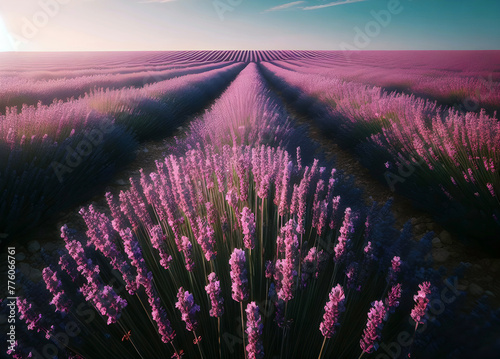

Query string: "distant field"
[[1, 49, 499, 359]]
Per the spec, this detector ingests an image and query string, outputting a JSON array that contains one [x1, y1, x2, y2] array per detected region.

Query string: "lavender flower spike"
[[360, 300, 387, 353], [42, 267, 72, 313], [241, 207, 256, 249], [385, 283, 402, 313], [320, 284, 346, 338], [387, 256, 402, 284], [205, 272, 224, 317], [229, 248, 249, 302], [411, 282, 432, 325], [196, 217, 217, 261], [175, 287, 200, 332], [277, 219, 300, 302], [181, 236, 195, 271], [246, 302, 264, 359], [334, 207, 356, 263]]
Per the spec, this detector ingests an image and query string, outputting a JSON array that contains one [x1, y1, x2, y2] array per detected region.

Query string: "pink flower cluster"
[[229, 248, 249, 302], [205, 272, 224, 318], [320, 284, 346, 338], [175, 287, 200, 332], [411, 281, 432, 325], [246, 302, 264, 359], [360, 301, 387, 353]]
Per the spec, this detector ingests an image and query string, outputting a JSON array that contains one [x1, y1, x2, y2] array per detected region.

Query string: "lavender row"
[[0, 61, 233, 113], [259, 61, 500, 245], [0, 63, 245, 237], [273, 54, 500, 116], [0, 59, 223, 81], [174, 63, 316, 162]]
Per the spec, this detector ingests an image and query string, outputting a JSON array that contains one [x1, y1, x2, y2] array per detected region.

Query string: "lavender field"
[[1, 50, 499, 359]]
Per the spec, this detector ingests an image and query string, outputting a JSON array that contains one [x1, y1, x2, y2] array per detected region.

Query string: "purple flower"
[[94, 285, 128, 325], [181, 236, 195, 271], [334, 208, 356, 263], [246, 302, 264, 359], [195, 217, 217, 261], [364, 241, 375, 261], [205, 272, 224, 317], [345, 262, 359, 290], [226, 187, 239, 209], [277, 220, 300, 302], [296, 147, 302, 171], [42, 267, 61, 294], [360, 300, 387, 353], [467, 168, 476, 184], [175, 287, 200, 332], [241, 207, 256, 249], [150, 225, 173, 269], [278, 160, 293, 216], [487, 183, 496, 197], [385, 283, 402, 312], [105, 192, 129, 233], [312, 179, 325, 231], [17, 298, 44, 333], [58, 253, 78, 281], [387, 256, 402, 284], [61, 226, 127, 324], [206, 201, 217, 225], [329, 196, 341, 231], [265, 260, 275, 279], [79, 206, 136, 294], [120, 228, 151, 292], [42, 267, 72, 313], [146, 286, 176, 343], [301, 247, 328, 288], [229, 248, 249, 302], [411, 282, 432, 325], [315, 200, 329, 237], [320, 284, 346, 338], [119, 190, 141, 229]]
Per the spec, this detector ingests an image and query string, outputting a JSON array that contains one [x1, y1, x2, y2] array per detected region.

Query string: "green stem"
[[218, 317, 222, 359], [318, 337, 327, 359], [241, 302, 247, 359]]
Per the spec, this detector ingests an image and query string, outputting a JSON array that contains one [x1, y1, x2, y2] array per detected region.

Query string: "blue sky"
[[0, 0, 499, 51]]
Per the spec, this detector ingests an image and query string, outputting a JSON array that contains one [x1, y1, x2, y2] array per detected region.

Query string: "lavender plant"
[[260, 61, 500, 245], [10, 143, 442, 358], [0, 63, 244, 238]]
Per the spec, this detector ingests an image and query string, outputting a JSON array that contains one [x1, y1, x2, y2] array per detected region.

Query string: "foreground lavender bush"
[[10, 144, 445, 358]]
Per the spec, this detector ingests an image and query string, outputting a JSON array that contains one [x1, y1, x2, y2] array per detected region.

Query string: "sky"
[[0, 0, 499, 51]]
